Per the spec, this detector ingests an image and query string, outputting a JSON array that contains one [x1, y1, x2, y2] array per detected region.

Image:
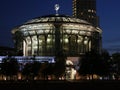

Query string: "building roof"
[[24, 14, 91, 25], [11, 14, 102, 34]]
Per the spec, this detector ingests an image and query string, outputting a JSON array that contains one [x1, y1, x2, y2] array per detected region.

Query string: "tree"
[[21, 61, 41, 80], [78, 50, 101, 79], [1, 55, 19, 80], [53, 50, 67, 79], [41, 62, 54, 80], [111, 52, 120, 79], [78, 49, 111, 80], [96, 50, 110, 79]]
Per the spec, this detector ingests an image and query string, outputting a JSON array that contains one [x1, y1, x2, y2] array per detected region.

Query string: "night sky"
[[0, 0, 120, 55]]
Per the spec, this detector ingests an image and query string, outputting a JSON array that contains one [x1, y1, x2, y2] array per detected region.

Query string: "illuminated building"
[[11, 1, 103, 79], [11, 14, 102, 57], [73, 0, 99, 27]]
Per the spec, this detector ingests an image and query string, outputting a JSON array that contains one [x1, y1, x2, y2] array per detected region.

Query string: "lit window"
[[47, 38, 51, 43], [88, 9, 91, 12], [84, 40, 88, 45], [64, 38, 68, 43]]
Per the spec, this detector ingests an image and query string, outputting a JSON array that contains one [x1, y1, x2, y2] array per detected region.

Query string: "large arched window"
[[46, 34, 55, 55], [69, 35, 77, 55], [77, 36, 83, 54], [38, 35, 46, 55]]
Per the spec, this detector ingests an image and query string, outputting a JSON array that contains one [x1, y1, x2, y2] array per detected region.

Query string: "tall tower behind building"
[[73, 0, 99, 27]]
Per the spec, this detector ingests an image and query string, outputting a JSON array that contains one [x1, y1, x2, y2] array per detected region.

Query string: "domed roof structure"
[[12, 15, 102, 34], [11, 14, 102, 56], [25, 15, 90, 24]]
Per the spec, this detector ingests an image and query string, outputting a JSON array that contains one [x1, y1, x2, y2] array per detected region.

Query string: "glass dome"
[[12, 14, 102, 56]]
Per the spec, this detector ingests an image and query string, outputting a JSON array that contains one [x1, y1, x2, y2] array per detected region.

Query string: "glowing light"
[[47, 38, 51, 43], [84, 40, 88, 44], [65, 38, 68, 43]]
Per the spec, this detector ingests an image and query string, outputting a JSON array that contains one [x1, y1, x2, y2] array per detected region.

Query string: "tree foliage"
[[78, 49, 111, 79], [1, 56, 19, 80], [53, 50, 66, 79]]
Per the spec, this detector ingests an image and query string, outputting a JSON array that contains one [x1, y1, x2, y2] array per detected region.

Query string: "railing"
[[0, 56, 55, 63]]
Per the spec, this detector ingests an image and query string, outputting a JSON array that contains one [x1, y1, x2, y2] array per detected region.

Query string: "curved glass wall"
[[12, 15, 102, 56]]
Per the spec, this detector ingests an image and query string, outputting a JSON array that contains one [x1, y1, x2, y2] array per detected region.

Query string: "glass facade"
[[11, 15, 102, 56]]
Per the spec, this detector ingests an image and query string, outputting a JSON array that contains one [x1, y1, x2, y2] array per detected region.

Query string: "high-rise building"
[[73, 0, 99, 27]]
